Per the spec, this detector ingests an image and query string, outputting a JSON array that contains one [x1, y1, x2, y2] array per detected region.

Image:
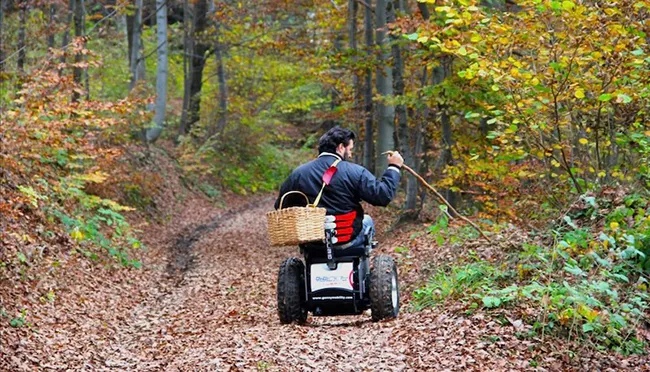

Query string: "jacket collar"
[[318, 152, 342, 161]]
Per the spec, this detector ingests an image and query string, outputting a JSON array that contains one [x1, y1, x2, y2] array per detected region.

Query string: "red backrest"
[[326, 211, 357, 243]]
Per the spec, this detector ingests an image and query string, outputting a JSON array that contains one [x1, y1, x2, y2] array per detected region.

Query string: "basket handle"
[[278, 191, 309, 209]]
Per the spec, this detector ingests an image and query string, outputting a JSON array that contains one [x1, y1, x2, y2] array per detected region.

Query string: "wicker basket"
[[266, 191, 326, 246]]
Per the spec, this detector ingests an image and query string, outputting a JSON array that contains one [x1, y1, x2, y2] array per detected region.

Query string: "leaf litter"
[[1, 197, 649, 371]]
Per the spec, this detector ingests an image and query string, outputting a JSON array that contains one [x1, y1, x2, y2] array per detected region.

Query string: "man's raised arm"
[[357, 152, 404, 207]]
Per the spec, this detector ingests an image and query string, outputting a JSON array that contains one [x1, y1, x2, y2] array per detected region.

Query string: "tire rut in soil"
[[166, 196, 274, 281]]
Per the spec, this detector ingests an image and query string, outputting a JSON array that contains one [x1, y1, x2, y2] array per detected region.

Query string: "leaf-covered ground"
[[2, 194, 649, 371]]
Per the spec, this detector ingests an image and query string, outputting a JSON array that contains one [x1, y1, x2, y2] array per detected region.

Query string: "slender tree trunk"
[[408, 123, 424, 210], [72, 0, 85, 102], [440, 106, 456, 211], [180, 0, 192, 135], [203, 0, 227, 137], [363, 0, 374, 170], [433, 56, 456, 212], [60, 0, 74, 75], [375, 0, 395, 174], [126, 7, 134, 67], [215, 30, 227, 134], [391, 1, 407, 151], [392, 0, 414, 211], [17, 0, 27, 75], [81, 0, 88, 100], [129, 0, 145, 91], [179, 0, 209, 135], [187, 43, 209, 129], [403, 4, 432, 212], [47, 4, 57, 52], [115, 10, 127, 37], [404, 65, 429, 212], [329, 34, 343, 123], [147, 0, 168, 142], [417, 0, 430, 19], [0, 0, 5, 74], [607, 111, 618, 174], [349, 0, 361, 164]]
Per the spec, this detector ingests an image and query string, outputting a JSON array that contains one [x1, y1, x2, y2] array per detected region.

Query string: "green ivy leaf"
[[564, 263, 585, 277], [561, 0, 575, 10], [563, 216, 577, 229], [617, 93, 632, 104], [10, 317, 26, 328], [613, 273, 630, 283], [482, 296, 502, 308], [598, 93, 613, 102], [16, 252, 27, 264]]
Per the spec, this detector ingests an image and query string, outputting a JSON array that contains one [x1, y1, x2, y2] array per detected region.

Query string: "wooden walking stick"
[[383, 151, 492, 243]]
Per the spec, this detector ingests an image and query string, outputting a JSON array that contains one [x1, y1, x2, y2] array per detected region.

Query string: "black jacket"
[[274, 152, 401, 239]]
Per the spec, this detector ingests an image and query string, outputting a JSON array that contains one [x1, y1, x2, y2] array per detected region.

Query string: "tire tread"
[[369, 255, 399, 322], [277, 257, 307, 324]]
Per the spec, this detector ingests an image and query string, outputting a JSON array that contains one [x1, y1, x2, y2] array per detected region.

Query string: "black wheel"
[[277, 257, 308, 324], [369, 255, 399, 322]]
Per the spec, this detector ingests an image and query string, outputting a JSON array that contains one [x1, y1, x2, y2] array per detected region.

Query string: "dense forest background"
[[1, 0, 650, 368]]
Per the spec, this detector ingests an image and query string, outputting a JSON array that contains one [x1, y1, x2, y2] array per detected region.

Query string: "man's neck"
[[318, 152, 343, 161]]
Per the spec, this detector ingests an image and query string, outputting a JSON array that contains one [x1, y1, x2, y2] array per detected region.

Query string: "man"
[[274, 126, 403, 247]]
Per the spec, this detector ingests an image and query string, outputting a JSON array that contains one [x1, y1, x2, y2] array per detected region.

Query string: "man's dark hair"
[[318, 126, 356, 154]]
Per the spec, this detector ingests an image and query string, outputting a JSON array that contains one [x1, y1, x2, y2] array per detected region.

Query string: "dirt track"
[[3, 196, 648, 371], [99, 197, 411, 370], [86, 197, 647, 371]]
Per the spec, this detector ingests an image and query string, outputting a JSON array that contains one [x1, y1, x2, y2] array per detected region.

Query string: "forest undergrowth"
[[391, 187, 650, 357]]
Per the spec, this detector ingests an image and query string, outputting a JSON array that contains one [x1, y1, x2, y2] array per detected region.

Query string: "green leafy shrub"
[[414, 192, 650, 354], [412, 261, 512, 309]]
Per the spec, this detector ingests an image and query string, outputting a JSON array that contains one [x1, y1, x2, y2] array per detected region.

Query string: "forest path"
[[6, 194, 639, 371], [93, 195, 544, 371], [100, 196, 410, 370]]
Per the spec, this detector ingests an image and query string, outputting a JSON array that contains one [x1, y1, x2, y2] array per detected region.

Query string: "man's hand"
[[386, 151, 404, 168]]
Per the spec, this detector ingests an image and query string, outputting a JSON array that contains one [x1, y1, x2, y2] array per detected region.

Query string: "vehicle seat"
[[301, 211, 369, 258]]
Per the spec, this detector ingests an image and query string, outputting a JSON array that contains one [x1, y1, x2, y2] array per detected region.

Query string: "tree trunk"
[[17, 0, 27, 75], [399, 0, 410, 15], [607, 111, 618, 174], [115, 11, 127, 37], [60, 0, 74, 75], [416, 0, 430, 20], [186, 43, 209, 130], [330, 34, 343, 122], [47, 4, 57, 52], [404, 66, 429, 213], [179, 0, 210, 135], [72, 0, 85, 102], [392, 0, 414, 211], [146, 0, 168, 142], [402, 1, 432, 212], [349, 0, 361, 164], [215, 30, 227, 135], [80, 0, 88, 100], [126, 6, 134, 68], [129, 0, 145, 91], [0, 0, 5, 74], [391, 1, 407, 150], [180, 0, 191, 136], [375, 0, 395, 174], [207, 0, 227, 136], [363, 0, 374, 170], [432, 56, 456, 213]]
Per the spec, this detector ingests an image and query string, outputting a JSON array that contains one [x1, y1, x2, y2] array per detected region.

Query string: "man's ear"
[[336, 143, 345, 154]]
